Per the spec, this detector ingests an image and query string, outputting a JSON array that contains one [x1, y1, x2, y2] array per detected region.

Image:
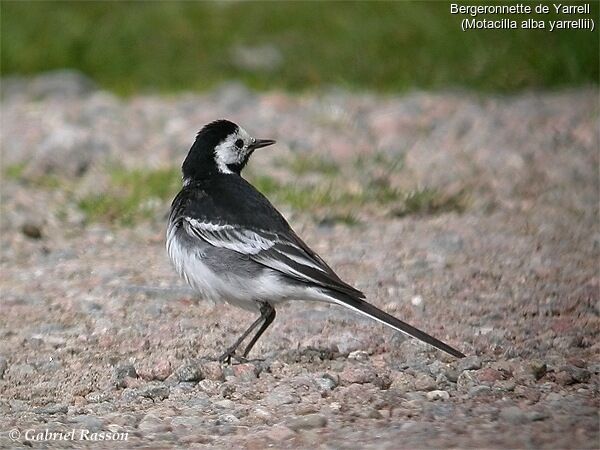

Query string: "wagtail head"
[[182, 119, 275, 182]]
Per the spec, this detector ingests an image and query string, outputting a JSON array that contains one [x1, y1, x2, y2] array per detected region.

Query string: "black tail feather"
[[328, 291, 465, 358]]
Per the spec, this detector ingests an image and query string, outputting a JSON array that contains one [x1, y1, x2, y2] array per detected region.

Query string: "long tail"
[[327, 291, 465, 358]]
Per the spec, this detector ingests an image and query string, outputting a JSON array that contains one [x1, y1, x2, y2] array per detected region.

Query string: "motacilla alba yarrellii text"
[[167, 120, 465, 363]]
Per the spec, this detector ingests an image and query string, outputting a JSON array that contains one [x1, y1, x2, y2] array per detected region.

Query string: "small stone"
[[214, 399, 235, 409], [286, 414, 327, 431], [404, 399, 424, 409], [139, 383, 170, 401], [252, 407, 273, 421], [152, 359, 172, 381], [231, 363, 259, 381], [176, 364, 203, 382], [197, 379, 220, 396], [265, 424, 296, 442], [529, 360, 547, 380], [22, 223, 42, 239], [565, 366, 591, 384], [265, 386, 298, 407], [200, 360, 225, 381], [138, 413, 171, 433], [457, 370, 478, 391], [515, 386, 541, 403], [113, 363, 137, 388], [499, 406, 529, 424], [554, 370, 575, 386], [348, 350, 369, 362], [389, 372, 415, 392], [172, 415, 206, 431], [426, 390, 450, 401], [468, 385, 491, 397], [414, 374, 437, 391], [458, 356, 482, 371], [316, 374, 338, 392], [476, 368, 504, 383], [217, 414, 240, 424], [34, 404, 68, 415], [428, 361, 447, 377], [588, 363, 600, 375], [444, 367, 460, 383], [69, 415, 103, 433], [493, 380, 516, 392], [86, 391, 110, 403], [339, 366, 376, 385], [220, 383, 236, 398]]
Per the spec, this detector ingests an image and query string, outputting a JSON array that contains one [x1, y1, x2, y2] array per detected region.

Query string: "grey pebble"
[[216, 413, 240, 424], [499, 406, 530, 424], [426, 390, 450, 401], [138, 413, 171, 433], [286, 413, 328, 431], [214, 399, 235, 409], [456, 370, 478, 391], [171, 416, 206, 430], [265, 386, 299, 407], [468, 385, 491, 397], [339, 365, 377, 385], [316, 374, 338, 392], [68, 415, 103, 433], [458, 356, 482, 371], [347, 350, 370, 361], [414, 373, 437, 391], [113, 362, 137, 388], [34, 404, 69, 415], [86, 391, 111, 403], [564, 366, 591, 384], [139, 383, 170, 401], [176, 363, 204, 382]]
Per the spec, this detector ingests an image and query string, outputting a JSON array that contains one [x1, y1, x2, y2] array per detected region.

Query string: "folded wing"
[[182, 217, 365, 299]]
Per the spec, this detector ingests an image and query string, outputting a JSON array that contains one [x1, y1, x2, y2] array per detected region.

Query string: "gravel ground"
[[1, 72, 598, 449]]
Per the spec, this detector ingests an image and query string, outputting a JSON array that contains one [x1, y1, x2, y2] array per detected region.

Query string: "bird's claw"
[[218, 348, 248, 365]]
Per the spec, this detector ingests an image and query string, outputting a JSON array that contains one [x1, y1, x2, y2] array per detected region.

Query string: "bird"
[[167, 119, 465, 363]]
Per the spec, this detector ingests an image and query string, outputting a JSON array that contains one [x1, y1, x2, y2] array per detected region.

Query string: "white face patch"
[[213, 127, 253, 174]]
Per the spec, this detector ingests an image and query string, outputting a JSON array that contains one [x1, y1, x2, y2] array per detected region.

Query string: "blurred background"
[[1, 3, 599, 448], [2, 1, 597, 94]]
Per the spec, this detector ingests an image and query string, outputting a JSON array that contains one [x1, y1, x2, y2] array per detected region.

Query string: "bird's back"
[[171, 175, 292, 233]]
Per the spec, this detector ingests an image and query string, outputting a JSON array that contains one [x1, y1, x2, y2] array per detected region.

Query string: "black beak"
[[249, 139, 276, 150]]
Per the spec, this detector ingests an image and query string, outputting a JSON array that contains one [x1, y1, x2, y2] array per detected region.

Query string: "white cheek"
[[214, 145, 238, 174]]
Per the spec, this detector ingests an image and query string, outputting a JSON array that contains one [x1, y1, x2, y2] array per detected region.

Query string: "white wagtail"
[[167, 119, 465, 362]]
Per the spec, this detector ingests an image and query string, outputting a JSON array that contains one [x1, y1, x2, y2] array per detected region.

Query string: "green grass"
[[4, 163, 26, 179], [393, 188, 469, 217], [1, 1, 597, 94], [69, 159, 466, 225], [77, 166, 181, 225], [286, 155, 340, 176]]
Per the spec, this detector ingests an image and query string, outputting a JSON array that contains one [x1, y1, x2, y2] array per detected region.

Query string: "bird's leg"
[[242, 303, 275, 358], [218, 302, 274, 364]]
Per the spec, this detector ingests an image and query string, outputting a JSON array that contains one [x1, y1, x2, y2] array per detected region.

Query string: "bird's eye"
[[234, 139, 244, 149]]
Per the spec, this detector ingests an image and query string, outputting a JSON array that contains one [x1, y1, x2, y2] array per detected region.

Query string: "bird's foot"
[[218, 348, 249, 365]]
